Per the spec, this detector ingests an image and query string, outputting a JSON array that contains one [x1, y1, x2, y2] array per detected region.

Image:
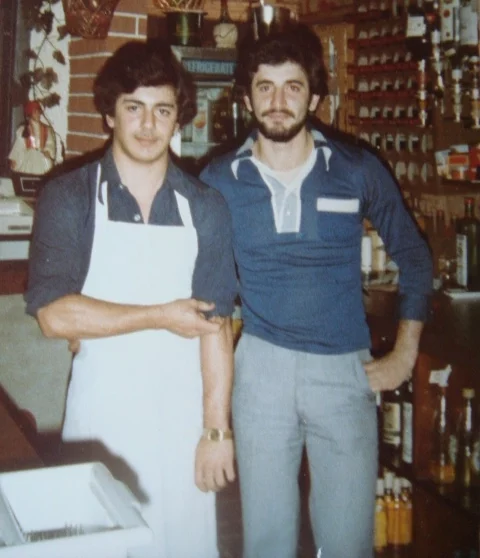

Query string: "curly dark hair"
[[234, 24, 329, 103], [93, 39, 196, 127]]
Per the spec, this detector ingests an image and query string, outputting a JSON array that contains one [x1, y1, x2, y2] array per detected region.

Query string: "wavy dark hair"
[[93, 39, 196, 127], [234, 24, 329, 103]]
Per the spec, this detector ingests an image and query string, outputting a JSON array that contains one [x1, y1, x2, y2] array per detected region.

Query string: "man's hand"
[[159, 299, 222, 338], [364, 348, 415, 392], [194, 438, 235, 492]]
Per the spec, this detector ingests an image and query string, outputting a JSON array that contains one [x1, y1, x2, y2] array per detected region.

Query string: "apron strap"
[[174, 191, 194, 228], [93, 163, 109, 224]]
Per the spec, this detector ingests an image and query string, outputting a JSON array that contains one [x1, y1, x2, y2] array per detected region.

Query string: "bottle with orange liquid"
[[374, 478, 388, 554], [429, 369, 455, 484], [399, 478, 413, 547]]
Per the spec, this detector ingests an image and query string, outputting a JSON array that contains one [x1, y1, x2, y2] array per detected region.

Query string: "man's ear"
[[105, 114, 114, 129], [309, 94, 321, 113], [244, 95, 253, 113]]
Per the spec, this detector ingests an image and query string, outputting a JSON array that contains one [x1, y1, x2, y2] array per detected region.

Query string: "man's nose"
[[142, 109, 155, 128], [271, 87, 286, 108]]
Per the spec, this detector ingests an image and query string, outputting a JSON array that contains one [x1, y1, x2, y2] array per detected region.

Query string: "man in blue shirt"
[[201, 26, 432, 558], [26, 40, 237, 558]]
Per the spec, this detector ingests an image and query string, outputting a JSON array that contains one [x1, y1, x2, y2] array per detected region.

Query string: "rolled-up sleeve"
[[191, 187, 237, 317], [25, 172, 89, 316]]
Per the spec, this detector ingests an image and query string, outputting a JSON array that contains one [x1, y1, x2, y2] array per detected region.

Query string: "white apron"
[[62, 166, 218, 558]]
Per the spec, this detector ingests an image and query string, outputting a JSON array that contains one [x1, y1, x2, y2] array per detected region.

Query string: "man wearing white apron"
[[26, 40, 237, 557]]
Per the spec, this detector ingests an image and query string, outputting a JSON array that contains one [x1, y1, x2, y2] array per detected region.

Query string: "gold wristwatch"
[[202, 428, 233, 442]]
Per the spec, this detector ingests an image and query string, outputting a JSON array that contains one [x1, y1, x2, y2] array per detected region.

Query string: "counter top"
[[363, 287, 480, 369]]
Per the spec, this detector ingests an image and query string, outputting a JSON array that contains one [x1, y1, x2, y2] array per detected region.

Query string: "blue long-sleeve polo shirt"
[[201, 128, 433, 355]]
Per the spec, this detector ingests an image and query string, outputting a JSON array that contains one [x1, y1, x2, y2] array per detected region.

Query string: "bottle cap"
[[393, 477, 402, 494], [384, 471, 394, 489]]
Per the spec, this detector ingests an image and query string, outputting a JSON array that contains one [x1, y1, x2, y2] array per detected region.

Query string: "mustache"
[[261, 109, 295, 118]]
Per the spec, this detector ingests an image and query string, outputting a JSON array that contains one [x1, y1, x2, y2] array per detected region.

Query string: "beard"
[[254, 109, 309, 143]]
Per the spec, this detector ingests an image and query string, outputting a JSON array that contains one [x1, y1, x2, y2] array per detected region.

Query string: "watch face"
[[209, 429, 220, 442]]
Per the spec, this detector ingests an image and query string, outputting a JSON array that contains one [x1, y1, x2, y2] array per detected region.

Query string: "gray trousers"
[[233, 334, 378, 558]]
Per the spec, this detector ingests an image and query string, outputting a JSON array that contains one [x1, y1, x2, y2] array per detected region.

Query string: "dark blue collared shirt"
[[201, 128, 433, 355], [26, 148, 237, 317]]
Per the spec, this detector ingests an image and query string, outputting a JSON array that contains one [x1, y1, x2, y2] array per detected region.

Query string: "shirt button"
[[134, 213, 142, 222]]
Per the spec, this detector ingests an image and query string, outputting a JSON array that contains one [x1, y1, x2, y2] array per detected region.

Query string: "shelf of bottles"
[[379, 356, 480, 523], [347, 0, 480, 193], [346, 1, 436, 190]]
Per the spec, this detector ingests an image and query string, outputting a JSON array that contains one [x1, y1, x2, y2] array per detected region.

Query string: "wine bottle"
[[406, 1, 432, 61], [440, 0, 461, 57], [402, 379, 414, 468], [382, 385, 403, 463], [456, 197, 480, 290], [459, 0, 479, 61]]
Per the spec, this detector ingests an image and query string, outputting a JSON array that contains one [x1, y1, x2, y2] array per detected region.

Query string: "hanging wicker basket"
[[62, 0, 120, 39]]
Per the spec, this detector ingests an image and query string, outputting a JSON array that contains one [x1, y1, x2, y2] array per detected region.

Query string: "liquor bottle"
[[402, 379, 414, 468], [456, 197, 480, 290], [374, 478, 388, 554], [406, 1, 432, 61], [440, 0, 461, 57], [456, 388, 475, 487], [459, 0, 479, 61], [382, 385, 403, 462], [430, 378, 456, 484], [387, 476, 402, 548], [399, 478, 413, 546]]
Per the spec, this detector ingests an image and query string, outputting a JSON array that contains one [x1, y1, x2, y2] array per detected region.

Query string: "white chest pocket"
[[316, 197, 360, 213]]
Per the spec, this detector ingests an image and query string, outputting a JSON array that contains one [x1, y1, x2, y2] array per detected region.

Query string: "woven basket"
[[152, 0, 205, 12], [62, 0, 120, 39]]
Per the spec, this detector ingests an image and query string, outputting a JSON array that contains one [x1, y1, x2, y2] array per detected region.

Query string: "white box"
[[0, 462, 152, 558]]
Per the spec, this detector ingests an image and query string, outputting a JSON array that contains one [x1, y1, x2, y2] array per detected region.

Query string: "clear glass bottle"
[[456, 197, 480, 290], [430, 379, 456, 484], [456, 388, 475, 488]]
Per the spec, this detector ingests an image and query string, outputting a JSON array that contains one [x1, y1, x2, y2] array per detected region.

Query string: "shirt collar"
[[231, 127, 332, 178], [98, 146, 178, 197]]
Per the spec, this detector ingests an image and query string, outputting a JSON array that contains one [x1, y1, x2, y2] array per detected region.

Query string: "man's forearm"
[[393, 319, 424, 369], [37, 294, 159, 340], [200, 317, 234, 431]]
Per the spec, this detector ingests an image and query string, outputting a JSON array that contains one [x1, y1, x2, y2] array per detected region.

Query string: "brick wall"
[[67, 0, 148, 156]]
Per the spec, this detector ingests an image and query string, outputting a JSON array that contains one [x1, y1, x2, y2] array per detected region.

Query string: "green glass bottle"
[[456, 197, 480, 290]]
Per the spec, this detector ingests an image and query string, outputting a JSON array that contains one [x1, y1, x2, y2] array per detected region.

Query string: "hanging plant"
[[17, 0, 68, 110]]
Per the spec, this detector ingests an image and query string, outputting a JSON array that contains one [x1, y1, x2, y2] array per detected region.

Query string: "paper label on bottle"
[[456, 234, 468, 287], [407, 14, 427, 38], [460, 4, 478, 46], [402, 402, 413, 464], [383, 402, 401, 445]]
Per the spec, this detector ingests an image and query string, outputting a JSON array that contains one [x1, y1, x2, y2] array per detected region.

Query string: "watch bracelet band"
[[202, 427, 233, 442]]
